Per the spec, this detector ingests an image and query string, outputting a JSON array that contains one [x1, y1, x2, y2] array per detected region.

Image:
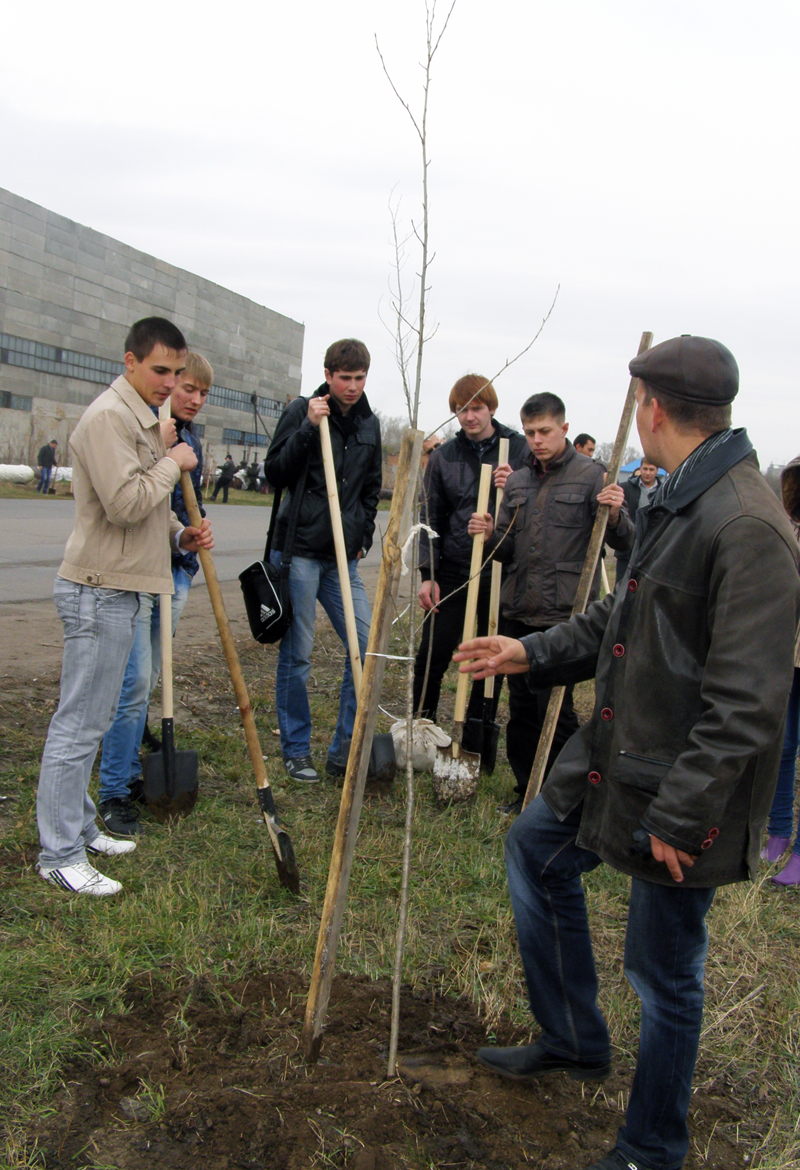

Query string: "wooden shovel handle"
[[484, 438, 509, 701], [319, 416, 363, 694], [453, 462, 493, 724], [179, 472, 272, 796]]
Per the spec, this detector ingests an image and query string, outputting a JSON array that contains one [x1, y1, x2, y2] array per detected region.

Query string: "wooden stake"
[[302, 428, 424, 1063], [319, 415, 363, 692], [522, 331, 653, 809]]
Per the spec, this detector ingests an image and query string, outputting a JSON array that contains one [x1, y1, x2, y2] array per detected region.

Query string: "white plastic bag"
[[390, 718, 451, 773]]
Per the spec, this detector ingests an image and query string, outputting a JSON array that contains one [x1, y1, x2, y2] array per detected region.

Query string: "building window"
[[0, 390, 32, 411], [0, 332, 286, 420]]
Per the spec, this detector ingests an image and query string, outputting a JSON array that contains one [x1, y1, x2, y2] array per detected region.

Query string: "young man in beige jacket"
[[36, 317, 213, 897]]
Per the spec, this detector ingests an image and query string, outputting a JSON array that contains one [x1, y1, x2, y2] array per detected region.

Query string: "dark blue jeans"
[[767, 666, 800, 851], [505, 795, 716, 1170]]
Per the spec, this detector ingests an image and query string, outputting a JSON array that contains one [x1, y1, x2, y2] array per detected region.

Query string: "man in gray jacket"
[[472, 392, 633, 812], [36, 317, 213, 897], [456, 337, 800, 1170]]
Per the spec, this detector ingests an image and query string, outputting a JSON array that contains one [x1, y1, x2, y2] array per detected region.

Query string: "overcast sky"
[[2, 0, 797, 464]]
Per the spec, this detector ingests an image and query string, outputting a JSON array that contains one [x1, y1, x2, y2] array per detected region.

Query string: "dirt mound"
[[31, 971, 743, 1170]]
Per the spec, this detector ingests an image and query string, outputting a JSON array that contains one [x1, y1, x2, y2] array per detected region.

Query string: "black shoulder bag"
[[239, 466, 308, 644]]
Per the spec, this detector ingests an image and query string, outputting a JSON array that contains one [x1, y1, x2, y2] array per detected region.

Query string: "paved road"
[[0, 498, 390, 604]]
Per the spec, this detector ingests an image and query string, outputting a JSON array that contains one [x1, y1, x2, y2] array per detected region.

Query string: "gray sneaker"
[[284, 756, 320, 783]]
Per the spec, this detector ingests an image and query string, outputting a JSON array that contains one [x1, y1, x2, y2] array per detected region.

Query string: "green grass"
[[1, 627, 799, 1167]]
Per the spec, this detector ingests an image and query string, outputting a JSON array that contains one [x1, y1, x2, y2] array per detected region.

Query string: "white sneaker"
[[39, 861, 122, 896], [87, 832, 137, 857]]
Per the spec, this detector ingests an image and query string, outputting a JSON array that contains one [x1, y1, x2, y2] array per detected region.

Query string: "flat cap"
[[629, 335, 739, 405]]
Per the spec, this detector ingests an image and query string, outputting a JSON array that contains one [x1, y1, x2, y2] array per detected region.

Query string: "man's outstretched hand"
[[452, 635, 530, 680]]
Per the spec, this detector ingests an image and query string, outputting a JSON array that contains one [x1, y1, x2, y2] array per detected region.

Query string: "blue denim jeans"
[[767, 667, 800, 852], [37, 578, 140, 868], [98, 567, 192, 802], [270, 553, 371, 763], [37, 467, 53, 493], [505, 795, 716, 1170]]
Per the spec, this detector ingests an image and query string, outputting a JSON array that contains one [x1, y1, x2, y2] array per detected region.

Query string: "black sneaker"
[[284, 757, 320, 783], [497, 797, 523, 816], [325, 758, 347, 779], [98, 797, 142, 837], [127, 777, 146, 805]]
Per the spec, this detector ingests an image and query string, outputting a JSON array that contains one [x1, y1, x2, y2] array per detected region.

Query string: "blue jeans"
[[767, 666, 800, 852], [98, 567, 192, 802], [270, 553, 371, 763], [505, 795, 716, 1170], [37, 579, 140, 868], [37, 467, 53, 493]]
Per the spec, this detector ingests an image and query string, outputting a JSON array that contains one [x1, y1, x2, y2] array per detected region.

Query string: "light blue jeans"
[[37, 578, 140, 868], [98, 566, 192, 802], [270, 553, 371, 764]]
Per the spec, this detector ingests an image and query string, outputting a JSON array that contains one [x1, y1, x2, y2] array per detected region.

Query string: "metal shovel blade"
[[142, 719, 199, 822], [432, 739, 481, 804]]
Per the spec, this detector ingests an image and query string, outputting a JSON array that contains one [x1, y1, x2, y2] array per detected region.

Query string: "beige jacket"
[[59, 376, 182, 593]]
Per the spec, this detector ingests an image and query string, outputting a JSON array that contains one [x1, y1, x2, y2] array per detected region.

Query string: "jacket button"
[[707, 827, 719, 839], [612, 644, 625, 657], [588, 771, 602, 785], [601, 708, 613, 721], [627, 579, 638, 592], [701, 837, 714, 850]]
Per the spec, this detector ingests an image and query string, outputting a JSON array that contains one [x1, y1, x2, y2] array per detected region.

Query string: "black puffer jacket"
[[265, 386, 382, 560], [519, 432, 800, 887], [418, 422, 529, 581], [489, 441, 634, 625]]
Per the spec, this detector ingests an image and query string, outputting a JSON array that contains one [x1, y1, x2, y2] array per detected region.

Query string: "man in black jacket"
[[413, 374, 528, 725], [265, 339, 382, 783], [36, 439, 58, 493], [455, 337, 800, 1170]]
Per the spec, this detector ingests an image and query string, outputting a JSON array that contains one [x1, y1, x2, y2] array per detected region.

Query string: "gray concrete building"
[[0, 187, 303, 479]]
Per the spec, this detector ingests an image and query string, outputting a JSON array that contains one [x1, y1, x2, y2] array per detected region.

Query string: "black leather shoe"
[[584, 1151, 646, 1170], [477, 1040, 610, 1082]]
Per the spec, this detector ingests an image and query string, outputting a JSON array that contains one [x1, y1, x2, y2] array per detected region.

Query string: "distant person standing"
[[36, 440, 58, 493], [212, 453, 236, 502], [573, 433, 596, 459], [615, 459, 663, 581]]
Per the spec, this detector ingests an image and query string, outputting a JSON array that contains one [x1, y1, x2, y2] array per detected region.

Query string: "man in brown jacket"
[[456, 337, 800, 1170], [36, 317, 213, 897]]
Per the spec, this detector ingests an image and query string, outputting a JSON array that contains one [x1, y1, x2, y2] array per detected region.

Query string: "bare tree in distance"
[[596, 441, 642, 468]]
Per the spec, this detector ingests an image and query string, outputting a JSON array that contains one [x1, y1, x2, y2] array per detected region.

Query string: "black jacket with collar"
[[418, 421, 529, 582], [264, 384, 382, 560], [519, 431, 800, 886]]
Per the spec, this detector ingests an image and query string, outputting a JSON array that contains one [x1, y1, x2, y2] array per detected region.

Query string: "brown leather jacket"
[[520, 433, 800, 886], [489, 442, 634, 626]]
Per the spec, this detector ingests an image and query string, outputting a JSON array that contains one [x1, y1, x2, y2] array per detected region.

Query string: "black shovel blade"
[[142, 719, 199, 822], [480, 720, 501, 776], [461, 717, 484, 757], [461, 712, 500, 775], [338, 733, 397, 789]]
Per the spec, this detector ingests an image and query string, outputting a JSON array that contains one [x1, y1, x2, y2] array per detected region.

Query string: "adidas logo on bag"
[[260, 604, 277, 622]]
